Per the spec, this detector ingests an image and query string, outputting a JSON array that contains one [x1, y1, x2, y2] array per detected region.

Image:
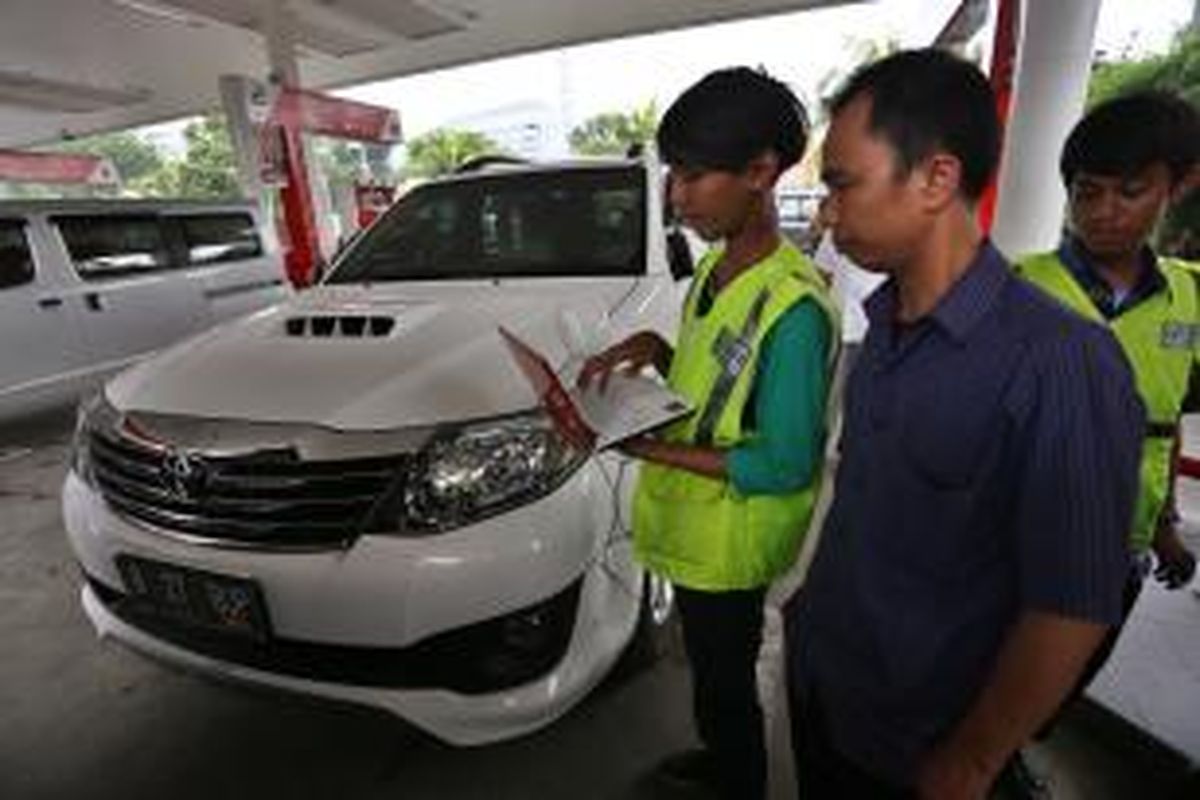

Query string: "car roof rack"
[[454, 154, 530, 174]]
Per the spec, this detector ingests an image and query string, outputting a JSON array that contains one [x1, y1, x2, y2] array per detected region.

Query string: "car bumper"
[[62, 459, 642, 745]]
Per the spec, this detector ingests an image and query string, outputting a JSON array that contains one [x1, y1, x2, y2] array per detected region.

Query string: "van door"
[[167, 210, 288, 324], [0, 218, 89, 418], [52, 214, 208, 374]]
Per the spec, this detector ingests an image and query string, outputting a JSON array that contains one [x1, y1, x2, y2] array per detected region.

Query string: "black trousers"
[[675, 585, 767, 800]]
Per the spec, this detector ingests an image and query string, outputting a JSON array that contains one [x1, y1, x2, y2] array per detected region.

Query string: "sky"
[[137, 0, 1195, 155]]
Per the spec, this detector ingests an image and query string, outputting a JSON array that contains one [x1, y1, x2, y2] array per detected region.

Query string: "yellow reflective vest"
[[1015, 251, 1200, 552], [633, 242, 837, 590]]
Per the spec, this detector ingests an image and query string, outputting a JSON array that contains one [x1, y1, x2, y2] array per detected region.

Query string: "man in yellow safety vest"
[[1017, 91, 1199, 625], [579, 67, 837, 800]]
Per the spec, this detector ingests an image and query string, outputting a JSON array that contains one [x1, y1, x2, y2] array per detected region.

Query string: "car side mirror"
[[667, 228, 694, 282]]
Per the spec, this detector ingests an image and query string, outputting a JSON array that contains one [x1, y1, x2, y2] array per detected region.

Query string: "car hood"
[[106, 281, 639, 431]]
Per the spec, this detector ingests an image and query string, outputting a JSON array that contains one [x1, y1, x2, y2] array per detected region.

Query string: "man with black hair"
[[579, 67, 836, 800], [783, 49, 1143, 799], [1015, 91, 1200, 684]]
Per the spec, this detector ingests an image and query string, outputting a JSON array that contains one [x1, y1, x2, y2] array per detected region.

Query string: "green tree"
[[174, 113, 242, 198], [313, 139, 364, 190], [1087, 32, 1200, 255], [569, 101, 658, 156], [1089, 31, 1200, 107], [137, 113, 240, 199], [53, 130, 164, 189], [404, 128, 499, 178]]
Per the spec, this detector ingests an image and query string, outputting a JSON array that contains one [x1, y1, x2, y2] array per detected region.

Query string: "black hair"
[[829, 48, 999, 201], [656, 67, 809, 174], [1060, 91, 1200, 187]]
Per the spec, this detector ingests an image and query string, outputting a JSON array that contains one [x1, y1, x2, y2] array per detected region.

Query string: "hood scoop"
[[284, 315, 397, 339]]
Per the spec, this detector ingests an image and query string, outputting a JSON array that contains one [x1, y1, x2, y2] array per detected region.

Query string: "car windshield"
[[327, 165, 646, 284]]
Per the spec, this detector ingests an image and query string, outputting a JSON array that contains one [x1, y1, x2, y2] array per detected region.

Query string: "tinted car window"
[[177, 213, 264, 266], [56, 215, 170, 280], [328, 167, 645, 283], [0, 220, 33, 290]]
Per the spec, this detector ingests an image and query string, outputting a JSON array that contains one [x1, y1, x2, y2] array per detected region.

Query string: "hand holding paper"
[[499, 326, 692, 451]]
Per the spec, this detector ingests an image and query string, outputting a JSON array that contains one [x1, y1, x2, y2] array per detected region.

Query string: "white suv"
[[62, 156, 692, 745]]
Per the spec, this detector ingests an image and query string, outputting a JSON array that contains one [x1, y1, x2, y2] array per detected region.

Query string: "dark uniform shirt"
[[1058, 236, 1164, 319], [785, 242, 1143, 785]]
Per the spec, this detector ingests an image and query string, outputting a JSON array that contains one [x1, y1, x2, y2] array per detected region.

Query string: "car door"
[[51, 213, 208, 374], [0, 216, 90, 419], [167, 210, 288, 324]]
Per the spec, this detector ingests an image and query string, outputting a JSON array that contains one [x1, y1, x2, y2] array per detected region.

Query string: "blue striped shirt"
[[785, 241, 1143, 786]]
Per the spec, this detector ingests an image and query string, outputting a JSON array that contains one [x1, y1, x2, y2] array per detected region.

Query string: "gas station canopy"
[[0, 0, 850, 148]]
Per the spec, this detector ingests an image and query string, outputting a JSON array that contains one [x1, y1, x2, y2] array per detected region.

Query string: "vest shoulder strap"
[[693, 287, 772, 446]]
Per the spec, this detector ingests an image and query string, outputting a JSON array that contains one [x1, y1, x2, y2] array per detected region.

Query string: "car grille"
[[88, 428, 406, 548]]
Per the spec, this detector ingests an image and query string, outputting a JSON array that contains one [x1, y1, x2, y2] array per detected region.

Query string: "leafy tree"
[[1089, 31, 1200, 107], [313, 139, 365, 190], [1087, 32, 1200, 256], [404, 128, 499, 178], [53, 130, 164, 189], [569, 101, 658, 156], [173, 113, 242, 198], [131, 113, 241, 199]]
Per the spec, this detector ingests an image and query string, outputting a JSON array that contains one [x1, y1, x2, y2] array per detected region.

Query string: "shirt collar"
[[1058, 236, 1165, 318], [865, 240, 1010, 345]]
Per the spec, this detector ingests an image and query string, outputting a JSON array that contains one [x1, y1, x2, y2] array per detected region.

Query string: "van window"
[[177, 213, 264, 266], [55, 215, 170, 280], [328, 166, 646, 283], [0, 220, 33, 290]]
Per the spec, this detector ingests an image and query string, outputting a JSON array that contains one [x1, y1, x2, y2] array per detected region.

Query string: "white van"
[[63, 156, 695, 745], [0, 199, 287, 421]]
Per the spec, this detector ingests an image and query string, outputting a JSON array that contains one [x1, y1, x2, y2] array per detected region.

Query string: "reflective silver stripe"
[[694, 288, 772, 446]]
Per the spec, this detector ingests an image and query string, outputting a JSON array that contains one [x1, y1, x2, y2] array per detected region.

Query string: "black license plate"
[[115, 555, 271, 641]]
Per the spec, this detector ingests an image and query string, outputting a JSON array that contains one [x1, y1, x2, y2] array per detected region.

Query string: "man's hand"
[[917, 613, 1108, 800], [916, 741, 995, 800], [612, 435, 726, 479], [615, 435, 655, 459], [577, 331, 671, 393], [1153, 522, 1197, 590]]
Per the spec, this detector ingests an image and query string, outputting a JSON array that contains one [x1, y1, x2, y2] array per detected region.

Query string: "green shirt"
[[726, 297, 830, 494]]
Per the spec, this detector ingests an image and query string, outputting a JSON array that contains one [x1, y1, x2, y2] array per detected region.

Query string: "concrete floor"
[[2, 408, 1195, 800], [1087, 476, 1200, 766]]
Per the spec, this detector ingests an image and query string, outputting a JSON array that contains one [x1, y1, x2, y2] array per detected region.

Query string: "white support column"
[[219, 75, 268, 199], [262, 0, 300, 89], [990, 0, 1103, 256]]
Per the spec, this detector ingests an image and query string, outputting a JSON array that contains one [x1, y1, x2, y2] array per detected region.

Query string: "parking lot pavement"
[[1086, 478, 1200, 766], [1, 408, 1192, 799]]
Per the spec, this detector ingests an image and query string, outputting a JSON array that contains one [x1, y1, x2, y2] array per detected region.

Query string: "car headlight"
[[400, 410, 588, 534]]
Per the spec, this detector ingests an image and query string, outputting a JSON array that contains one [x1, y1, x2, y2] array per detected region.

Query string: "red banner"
[[0, 150, 118, 185], [274, 89, 401, 144], [979, 0, 1021, 232]]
